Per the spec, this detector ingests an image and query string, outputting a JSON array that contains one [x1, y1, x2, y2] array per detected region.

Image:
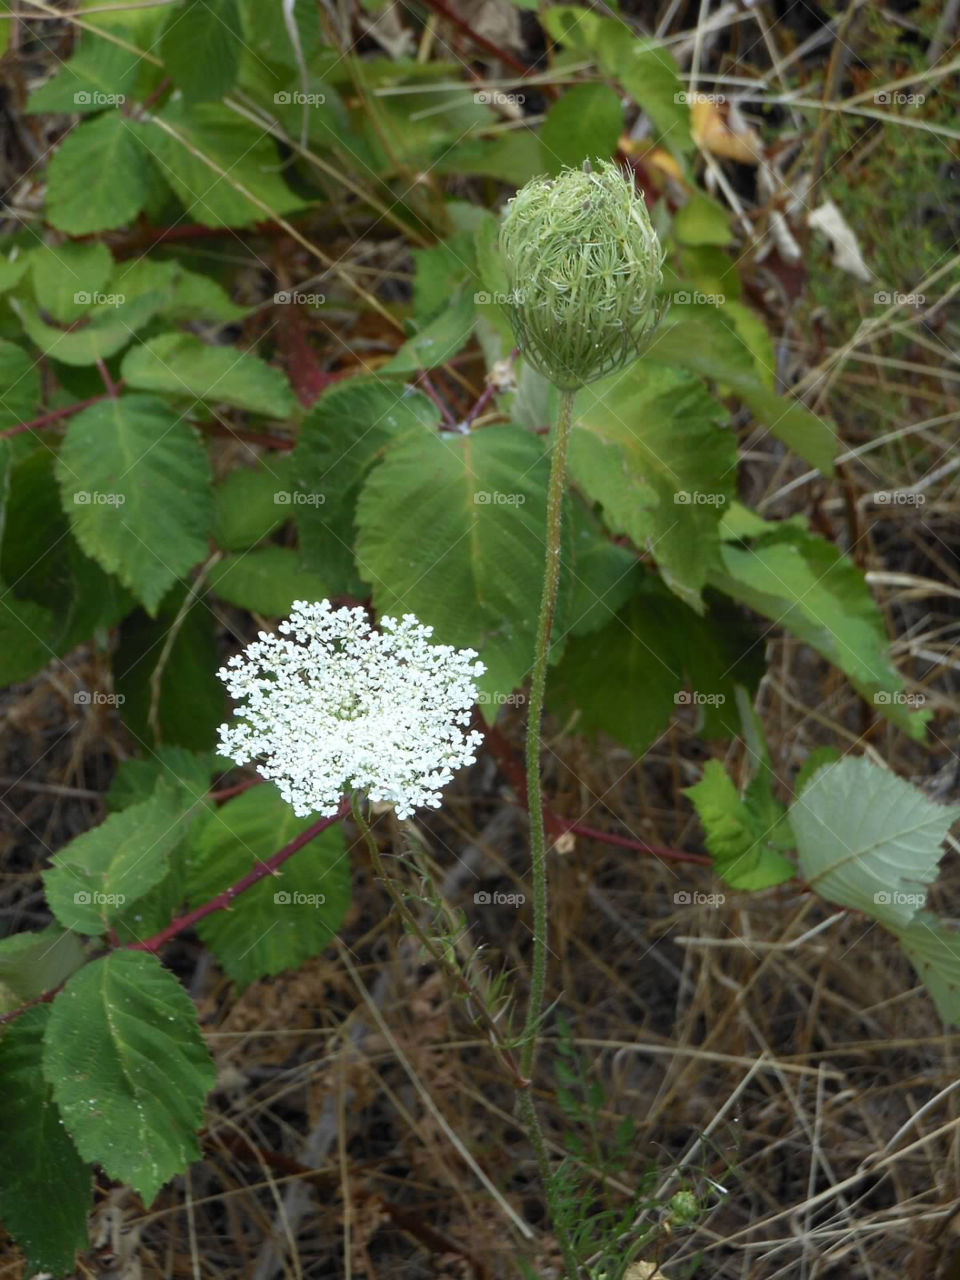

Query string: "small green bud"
[[667, 1189, 698, 1225], [499, 159, 665, 390]]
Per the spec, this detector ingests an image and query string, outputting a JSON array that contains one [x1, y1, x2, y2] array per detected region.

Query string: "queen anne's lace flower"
[[216, 600, 485, 820]]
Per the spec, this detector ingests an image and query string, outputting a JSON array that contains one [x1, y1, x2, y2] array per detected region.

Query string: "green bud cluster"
[[499, 160, 665, 391]]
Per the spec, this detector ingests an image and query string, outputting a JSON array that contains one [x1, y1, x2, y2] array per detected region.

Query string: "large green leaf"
[[26, 26, 144, 113], [708, 522, 925, 737], [43, 783, 198, 935], [539, 83, 623, 173], [56, 394, 213, 614], [294, 379, 437, 589], [46, 112, 158, 234], [789, 757, 960, 928], [213, 455, 292, 550], [186, 786, 350, 987], [160, 0, 243, 102], [121, 332, 296, 417], [16, 290, 167, 365], [0, 1008, 91, 1274], [107, 746, 215, 812], [0, 928, 87, 1012], [549, 576, 762, 754], [141, 100, 302, 227], [206, 547, 335, 616], [42, 950, 216, 1205], [29, 241, 113, 324], [355, 425, 553, 698], [570, 364, 736, 611]]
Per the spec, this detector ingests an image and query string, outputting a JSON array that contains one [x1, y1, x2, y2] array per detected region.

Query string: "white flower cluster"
[[216, 600, 485, 820]]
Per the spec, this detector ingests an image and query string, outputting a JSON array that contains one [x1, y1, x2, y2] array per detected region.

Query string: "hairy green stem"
[[520, 386, 575, 1078]]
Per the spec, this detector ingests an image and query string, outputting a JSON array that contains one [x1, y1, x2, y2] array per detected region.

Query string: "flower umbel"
[[216, 600, 485, 820], [499, 159, 665, 390]]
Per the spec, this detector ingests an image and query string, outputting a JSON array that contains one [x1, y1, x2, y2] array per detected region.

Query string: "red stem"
[[0, 389, 122, 438]]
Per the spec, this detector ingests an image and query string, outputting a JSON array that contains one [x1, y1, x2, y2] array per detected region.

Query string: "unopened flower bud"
[[499, 160, 665, 390]]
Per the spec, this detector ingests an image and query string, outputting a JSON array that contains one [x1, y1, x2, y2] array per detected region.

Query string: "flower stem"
[[520, 385, 575, 1079]]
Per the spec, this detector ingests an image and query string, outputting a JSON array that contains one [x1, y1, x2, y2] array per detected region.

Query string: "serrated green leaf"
[[0, 339, 40, 431], [563, 504, 640, 639], [708, 523, 926, 737], [206, 547, 335, 616], [121, 332, 296, 417], [355, 424, 552, 699], [0, 1007, 91, 1274], [891, 914, 960, 1026], [142, 100, 301, 227], [26, 25, 144, 114], [570, 364, 736, 611], [236, 0, 321, 66], [160, 0, 242, 102], [46, 112, 158, 234], [30, 241, 113, 324], [43, 950, 216, 1204], [107, 746, 215, 812], [539, 83, 623, 173], [686, 761, 795, 890], [380, 288, 476, 374], [16, 289, 166, 365], [43, 784, 198, 935], [56, 394, 213, 613], [213, 456, 291, 550], [0, 928, 87, 1011], [789, 757, 960, 927], [185, 785, 350, 986]]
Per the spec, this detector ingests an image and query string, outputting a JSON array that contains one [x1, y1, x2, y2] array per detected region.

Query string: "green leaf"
[[42, 950, 216, 1205], [380, 288, 476, 374], [114, 594, 224, 750], [548, 576, 763, 755], [206, 547, 335, 616], [794, 746, 841, 796], [185, 786, 350, 986], [707, 523, 926, 737], [46, 112, 158, 234], [355, 424, 552, 699], [0, 339, 40, 431], [294, 378, 437, 589], [56, 394, 213, 614], [30, 241, 113, 324], [570, 364, 736, 611], [686, 761, 795, 890], [649, 310, 837, 474], [562, 503, 640, 639], [789, 756, 960, 927], [142, 100, 301, 227], [434, 132, 542, 186], [26, 25, 144, 113], [891, 914, 960, 1027], [107, 746, 215, 812], [0, 1008, 91, 1274], [236, 0, 321, 67], [674, 192, 732, 246], [121, 332, 296, 417], [160, 0, 242, 102], [43, 783, 198, 935], [539, 83, 623, 173], [16, 289, 167, 365], [595, 27, 692, 155], [213, 456, 292, 550], [0, 928, 87, 1012]]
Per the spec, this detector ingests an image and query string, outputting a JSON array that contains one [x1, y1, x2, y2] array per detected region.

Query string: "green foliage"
[[121, 332, 297, 417], [42, 950, 216, 1204], [159, 0, 242, 103], [0, 929, 87, 1012], [686, 761, 795, 889], [46, 112, 158, 233], [539, 83, 623, 172]]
